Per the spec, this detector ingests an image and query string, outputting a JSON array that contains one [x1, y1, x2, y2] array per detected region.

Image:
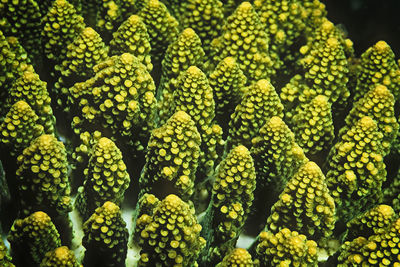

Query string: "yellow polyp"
[[221, 206, 228, 213], [229, 210, 238, 219], [53, 246, 70, 260], [124, 80, 133, 87], [120, 53, 134, 65], [327, 37, 339, 48], [366, 241, 377, 250], [179, 175, 189, 185], [128, 100, 138, 111], [173, 157, 182, 165], [281, 193, 292, 203], [32, 211, 50, 223], [163, 167, 173, 176], [375, 40, 389, 52]]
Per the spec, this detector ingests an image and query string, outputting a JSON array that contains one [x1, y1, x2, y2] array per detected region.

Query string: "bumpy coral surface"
[[40, 246, 81, 267], [8, 211, 61, 265], [137, 194, 206, 266], [0, 0, 399, 266]]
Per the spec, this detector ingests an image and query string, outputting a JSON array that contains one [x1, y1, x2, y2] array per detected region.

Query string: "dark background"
[[325, 0, 400, 57]]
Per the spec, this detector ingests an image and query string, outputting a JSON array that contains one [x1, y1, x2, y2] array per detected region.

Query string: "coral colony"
[[1, 0, 400, 266]]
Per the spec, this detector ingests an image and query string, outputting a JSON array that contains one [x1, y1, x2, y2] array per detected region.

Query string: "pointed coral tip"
[[239, 2, 253, 11], [103, 201, 119, 212], [14, 100, 30, 110], [268, 116, 284, 127], [359, 116, 376, 129], [54, 246, 71, 260], [128, 14, 141, 24], [23, 70, 36, 81], [120, 53, 135, 65], [186, 65, 202, 76], [373, 84, 390, 97], [321, 19, 334, 31], [375, 40, 390, 52], [98, 137, 114, 148], [165, 194, 181, 205], [256, 79, 272, 91], [327, 37, 339, 48], [32, 211, 51, 223], [303, 161, 321, 173], [313, 95, 329, 106], [173, 110, 192, 123], [377, 204, 394, 217], [182, 28, 196, 37], [37, 134, 56, 146], [232, 145, 249, 156], [148, 0, 160, 8], [223, 56, 236, 67], [83, 27, 96, 37]]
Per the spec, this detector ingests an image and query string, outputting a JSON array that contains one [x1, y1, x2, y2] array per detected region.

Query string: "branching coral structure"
[[0, 0, 400, 266]]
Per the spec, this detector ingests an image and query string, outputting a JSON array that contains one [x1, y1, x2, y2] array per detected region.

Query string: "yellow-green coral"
[[5, 70, 55, 134], [338, 218, 400, 266], [138, 0, 179, 63], [216, 248, 254, 267], [109, 15, 152, 72], [132, 193, 160, 244], [353, 40, 400, 102], [16, 134, 71, 217], [340, 84, 399, 156], [8, 211, 61, 265], [139, 111, 201, 201], [158, 28, 206, 123], [95, 0, 123, 40], [82, 201, 128, 267], [40, 246, 81, 267], [1, 0, 400, 266], [251, 116, 307, 192], [254, 228, 318, 267], [208, 56, 246, 133], [137, 194, 206, 266], [0, 30, 33, 116], [227, 79, 284, 151], [253, 0, 307, 70], [59, 26, 108, 78], [5, 36, 31, 67], [54, 27, 109, 114], [69, 53, 157, 157], [281, 37, 349, 119], [0, 0, 42, 61], [301, 0, 327, 34], [0, 101, 44, 158], [168, 66, 223, 180], [41, 0, 85, 68], [179, 0, 224, 54], [267, 161, 335, 241], [75, 137, 130, 220], [292, 95, 334, 157], [0, 238, 15, 267], [345, 204, 397, 241], [249, 116, 308, 232], [203, 145, 256, 264], [211, 2, 281, 82], [326, 116, 386, 221], [301, 18, 354, 60], [159, 28, 205, 92]]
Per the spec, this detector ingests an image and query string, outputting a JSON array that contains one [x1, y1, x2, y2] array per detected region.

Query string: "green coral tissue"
[[0, 0, 399, 266]]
